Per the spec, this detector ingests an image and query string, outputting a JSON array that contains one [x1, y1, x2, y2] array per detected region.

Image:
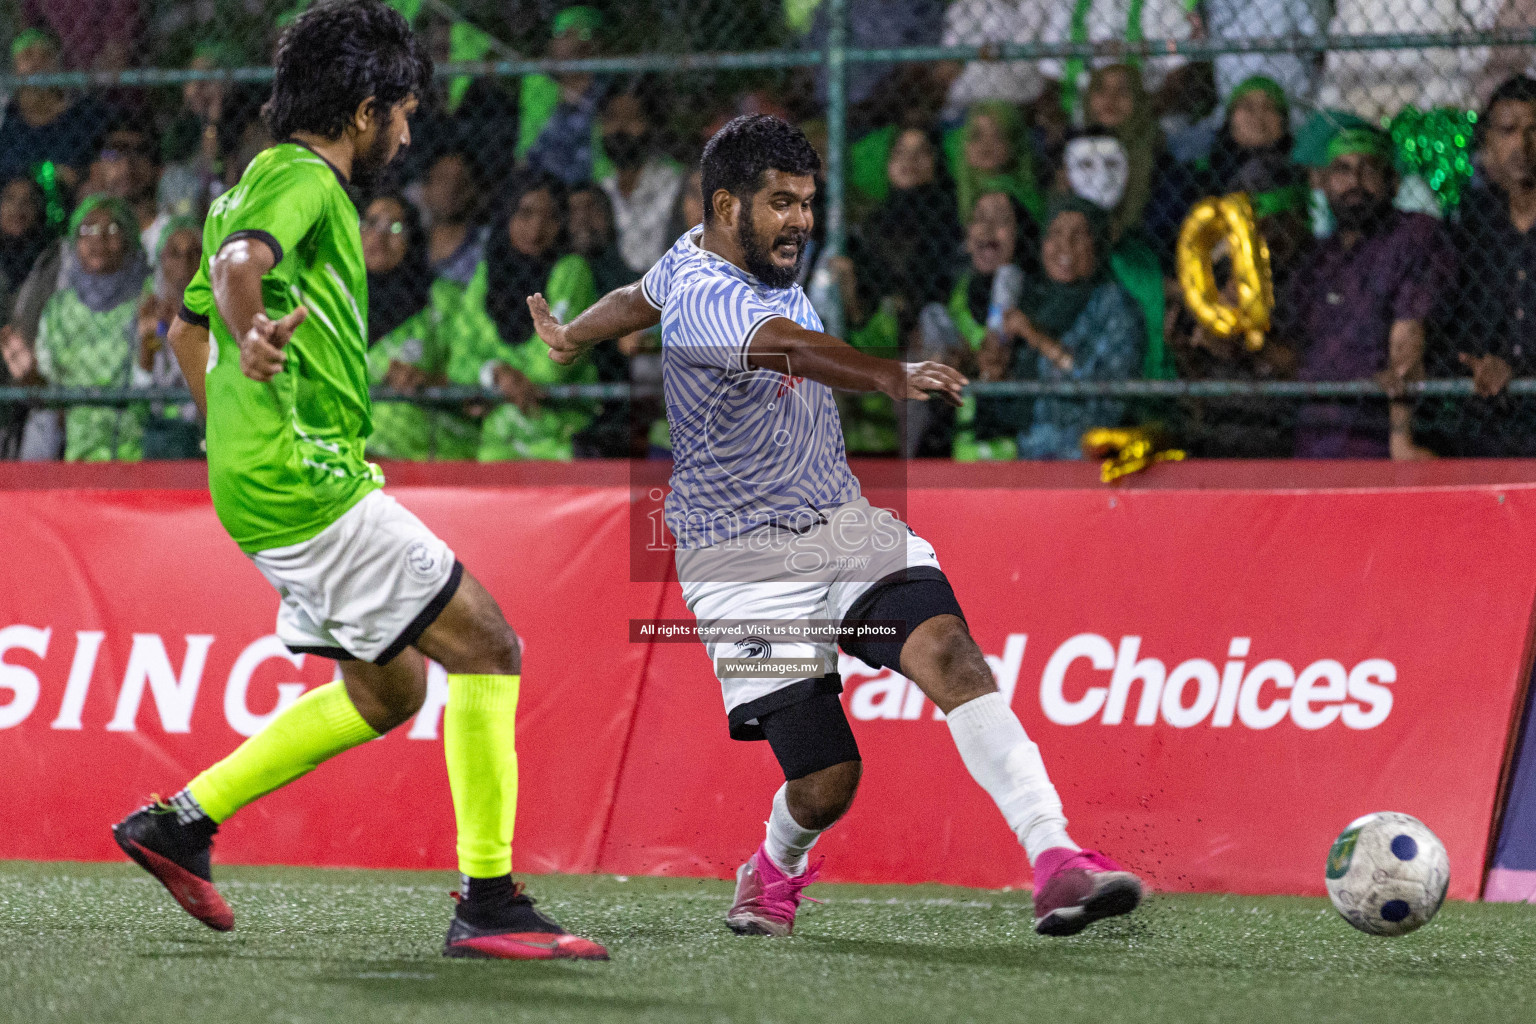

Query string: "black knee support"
[[840, 566, 966, 672], [757, 689, 861, 781]]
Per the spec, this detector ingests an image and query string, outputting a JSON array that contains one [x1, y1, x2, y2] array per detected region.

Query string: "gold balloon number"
[[1177, 193, 1273, 352]]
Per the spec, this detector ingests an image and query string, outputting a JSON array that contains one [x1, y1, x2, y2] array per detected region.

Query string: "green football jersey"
[[191, 143, 381, 552]]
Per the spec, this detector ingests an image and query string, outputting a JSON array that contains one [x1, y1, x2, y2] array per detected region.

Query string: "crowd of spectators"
[[5, 2, 1536, 462]]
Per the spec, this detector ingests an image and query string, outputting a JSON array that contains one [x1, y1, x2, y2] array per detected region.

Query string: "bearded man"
[[1282, 127, 1456, 459]]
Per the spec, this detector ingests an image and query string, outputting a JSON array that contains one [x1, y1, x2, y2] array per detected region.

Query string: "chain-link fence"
[[1, 1, 1536, 462]]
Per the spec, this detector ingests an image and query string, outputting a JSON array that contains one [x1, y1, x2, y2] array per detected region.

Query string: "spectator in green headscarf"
[[518, 6, 606, 185], [1206, 76, 1298, 192], [6, 194, 150, 461], [954, 100, 1044, 226]]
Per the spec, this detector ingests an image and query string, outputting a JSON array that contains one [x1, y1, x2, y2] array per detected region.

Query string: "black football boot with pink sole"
[[112, 797, 234, 932]]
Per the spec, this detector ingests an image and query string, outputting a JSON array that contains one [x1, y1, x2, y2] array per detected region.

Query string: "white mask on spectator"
[[1065, 136, 1130, 211]]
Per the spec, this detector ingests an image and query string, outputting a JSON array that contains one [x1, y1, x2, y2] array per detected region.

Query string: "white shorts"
[[676, 497, 945, 734], [249, 490, 461, 664]]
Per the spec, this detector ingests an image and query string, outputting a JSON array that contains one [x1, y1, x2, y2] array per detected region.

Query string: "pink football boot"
[[1032, 848, 1143, 936], [725, 844, 822, 936]]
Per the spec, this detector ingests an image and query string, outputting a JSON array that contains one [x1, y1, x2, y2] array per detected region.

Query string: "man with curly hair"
[[110, 0, 607, 961]]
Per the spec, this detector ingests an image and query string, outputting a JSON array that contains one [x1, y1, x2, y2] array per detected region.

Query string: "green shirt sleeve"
[[212, 158, 329, 287], [180, 265, 212, 323], [1107, 237, 1173, 381], [503, 254, 598, 385], [447, 256, 600, 387]]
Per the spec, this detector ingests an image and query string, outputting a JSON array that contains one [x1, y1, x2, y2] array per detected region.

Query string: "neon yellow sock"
[[186, 680, 378, 823], [444, 674, 519, 877]]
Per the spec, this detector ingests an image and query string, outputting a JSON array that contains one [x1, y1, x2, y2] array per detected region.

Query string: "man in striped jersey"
[[530, 114, 1141, 939]]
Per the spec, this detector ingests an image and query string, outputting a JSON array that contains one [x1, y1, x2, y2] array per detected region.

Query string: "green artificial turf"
[[1, 861, 1534, 1024]]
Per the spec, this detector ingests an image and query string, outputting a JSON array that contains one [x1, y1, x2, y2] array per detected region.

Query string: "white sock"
[[946, 692, 1078, 866], [763, 784, 822, 876]]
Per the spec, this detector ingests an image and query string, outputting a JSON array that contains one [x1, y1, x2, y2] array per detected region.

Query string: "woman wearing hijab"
[[362, 193, 481, 461], [992, 196, 1144, 460], [953, 100, 1045, 227], [1054, 126, 1174, 382], [567, 182, 635, 296], [1077, 63, 1189, 394], [1083, 64, 1159, 235], [134, 216, 204, 458], [840, 126, 964, 453], [857, 126, 962, 314], [12, 194, 152, 461], [566, 181, 639, 457], [449, 169, 598, 461], [1203, 76, 1302, 195], [1083, 62, 1200, 262]]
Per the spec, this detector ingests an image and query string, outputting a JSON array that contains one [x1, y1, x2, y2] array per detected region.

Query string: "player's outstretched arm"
[[210, 238, 308, 383], [530, 281, 659, 366], [748, 317, 966, 406], [166, 317, 210, 417]]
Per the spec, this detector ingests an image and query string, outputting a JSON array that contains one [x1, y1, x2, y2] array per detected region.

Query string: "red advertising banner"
[[0, 472, 654, 876], [1, 461, 1533, 900]]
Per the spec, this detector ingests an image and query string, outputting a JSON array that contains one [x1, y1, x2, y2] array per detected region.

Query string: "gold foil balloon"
[[1177, 193, 1274, 352], [1081, 427, 1185, 484]]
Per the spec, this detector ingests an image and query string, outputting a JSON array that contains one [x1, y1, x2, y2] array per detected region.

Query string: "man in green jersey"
[[111, 0, 607, 961]]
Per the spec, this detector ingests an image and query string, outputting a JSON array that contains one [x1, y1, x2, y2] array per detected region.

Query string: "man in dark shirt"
[[1283, 127, 1455, 458], [1440, 75, 1536, 456], [0, 30, 110, 195]]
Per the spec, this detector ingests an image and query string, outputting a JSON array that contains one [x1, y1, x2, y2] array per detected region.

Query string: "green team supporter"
[[849, 123, 966, 215], [36, 194, 152, 462], [191, 143, 381, 552], [452, 253, 598, 461], [365, 276, 480, 460]]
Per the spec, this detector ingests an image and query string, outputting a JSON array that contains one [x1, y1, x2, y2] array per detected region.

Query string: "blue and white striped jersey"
[[642, 228, 860, 549]]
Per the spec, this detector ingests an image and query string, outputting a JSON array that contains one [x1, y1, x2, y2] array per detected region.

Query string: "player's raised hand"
[[900, 360, 968, 407], [528, 292, 582, 365], [240, 306, 307, 382]]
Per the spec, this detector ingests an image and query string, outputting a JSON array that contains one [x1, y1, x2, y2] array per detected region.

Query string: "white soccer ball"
[[1325, 812, 1449, 936]]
